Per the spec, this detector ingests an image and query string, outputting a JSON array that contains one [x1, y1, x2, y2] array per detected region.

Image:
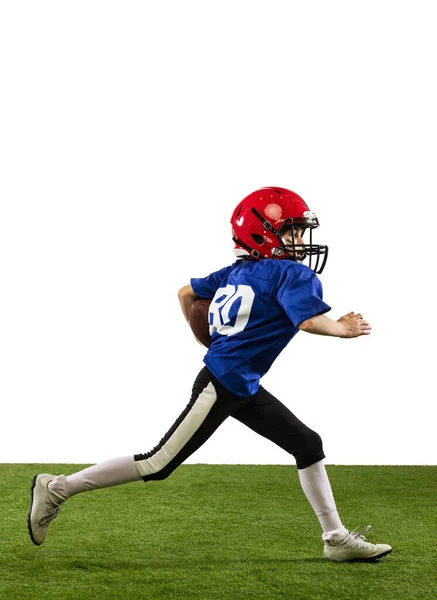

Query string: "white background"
[[1, 1, 436, 465]]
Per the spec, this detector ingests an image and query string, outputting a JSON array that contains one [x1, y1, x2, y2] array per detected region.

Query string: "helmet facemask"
[[275, 217, 329, 274]]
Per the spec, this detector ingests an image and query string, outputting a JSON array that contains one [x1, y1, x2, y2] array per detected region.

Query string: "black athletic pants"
[[134, 367, 325, 481]]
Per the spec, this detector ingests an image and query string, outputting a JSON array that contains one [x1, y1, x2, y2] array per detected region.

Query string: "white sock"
[[59, 456, 142, 498], [298, 459, 348, 539]]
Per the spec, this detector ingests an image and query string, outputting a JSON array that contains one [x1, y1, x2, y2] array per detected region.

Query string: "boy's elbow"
[[178, 284, 190, 298], [297, 317, 313, 332], [178, 284, 198, 301]]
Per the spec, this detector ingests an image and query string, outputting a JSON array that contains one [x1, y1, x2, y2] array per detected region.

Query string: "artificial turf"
[[0, 464, 436, 599]]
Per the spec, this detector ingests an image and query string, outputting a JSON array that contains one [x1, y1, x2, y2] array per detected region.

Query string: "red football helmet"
[[231, 187, 328, 274]]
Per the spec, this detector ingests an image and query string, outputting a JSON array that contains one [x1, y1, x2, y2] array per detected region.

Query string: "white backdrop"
[[1, 1, 436, 465]]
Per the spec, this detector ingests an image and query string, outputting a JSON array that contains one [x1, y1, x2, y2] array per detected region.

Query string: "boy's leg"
[[232, 386, 392, 561], [28, 367, 249, 545], [63, 456, 142, 497], [232, 385, 345, 536]]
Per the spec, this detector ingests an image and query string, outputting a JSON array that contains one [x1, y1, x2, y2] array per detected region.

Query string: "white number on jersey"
[[209, 284, 255, 337]]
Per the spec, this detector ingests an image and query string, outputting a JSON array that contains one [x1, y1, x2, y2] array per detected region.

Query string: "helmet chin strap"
[[232, 236, 263, 259], [233, 235, 328, 273], [251, 208, 291, 258]]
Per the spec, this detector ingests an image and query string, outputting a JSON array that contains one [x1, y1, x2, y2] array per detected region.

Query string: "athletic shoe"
[[323, 526, 392, 562], [27, 474, 67, 545]]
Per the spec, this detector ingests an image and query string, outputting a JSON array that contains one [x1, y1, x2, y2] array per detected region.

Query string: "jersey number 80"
[[209, 284, 255, 337]]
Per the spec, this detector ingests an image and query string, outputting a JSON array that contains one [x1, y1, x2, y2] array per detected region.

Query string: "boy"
[[28, 186, 392, 562]]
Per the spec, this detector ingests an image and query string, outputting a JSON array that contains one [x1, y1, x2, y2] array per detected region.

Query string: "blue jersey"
[[190, 259, 331, 397]]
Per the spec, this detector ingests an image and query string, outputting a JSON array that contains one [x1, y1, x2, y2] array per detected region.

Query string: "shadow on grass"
[[64, 555, 389, 572]]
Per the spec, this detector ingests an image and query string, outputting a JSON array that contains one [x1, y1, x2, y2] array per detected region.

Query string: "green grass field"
[[0, 464, 436, 600]]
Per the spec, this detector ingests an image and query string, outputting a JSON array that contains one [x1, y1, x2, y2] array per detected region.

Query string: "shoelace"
[[350, 525, 371, 541], [343, 526, 373, 550]]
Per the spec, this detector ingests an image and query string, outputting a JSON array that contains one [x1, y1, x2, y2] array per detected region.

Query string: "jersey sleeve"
[[276, 265, 331, 326], [190, 264, 235, 299]]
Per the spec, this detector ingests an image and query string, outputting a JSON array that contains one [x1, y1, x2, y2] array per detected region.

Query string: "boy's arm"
[[298, 312, 371, 339], [178, 284, 200, 323]]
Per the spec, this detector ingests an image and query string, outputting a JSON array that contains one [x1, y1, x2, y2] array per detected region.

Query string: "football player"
[[28, 186, 392, 562]]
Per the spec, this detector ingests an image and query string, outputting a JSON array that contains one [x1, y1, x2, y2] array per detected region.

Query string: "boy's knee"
[[294, 429, 325, 470]]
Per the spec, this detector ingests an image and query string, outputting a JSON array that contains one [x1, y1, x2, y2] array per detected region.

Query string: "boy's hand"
[[337, 312, 372, 338]]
